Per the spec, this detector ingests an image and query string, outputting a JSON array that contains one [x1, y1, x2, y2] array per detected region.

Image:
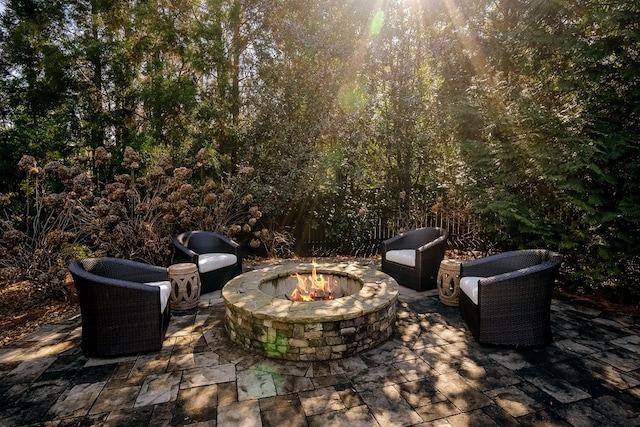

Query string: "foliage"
[[1, 0, 639, 303], [438, 0, 640, 300]]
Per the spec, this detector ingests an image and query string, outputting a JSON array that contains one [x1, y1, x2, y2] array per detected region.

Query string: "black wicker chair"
[[68, 257, 171, 357], [458, 249, 563, 347], [173, 231, 243, 294], [380, 227, 449, 291]]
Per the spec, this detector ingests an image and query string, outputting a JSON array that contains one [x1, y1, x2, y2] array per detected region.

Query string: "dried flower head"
[[3, 229, 24, 246], [249, 206, 262, 218], [238, 165, 255, 176], [173, 167, 192, 181], [94, 147, 110, 168], [122, 146, 140, 170], [195, 148, 208, 167], [114, 174, 132, 185], [108, 187, 126, 201], [135, 203, 149, 216], [46, 230, 65, 247], [44, 193, 66, 211], [30, 166, 45, 179], [72, 173, 92, 196], [148, 167, 165, 183], [204, 193, 218, 206], [222, 188, 234, 200], [250, 239, 261, 248], [167, 191, 182, 203], [18, 155, 36, 172], [0, 193, 10, 209], [180, 217, 191, 229], [93, 199, 110, 217], [180, 183, 194, 196], [191, 206, 206, 220], [44, 161, 62, 176], [158, 153, 173, 171]]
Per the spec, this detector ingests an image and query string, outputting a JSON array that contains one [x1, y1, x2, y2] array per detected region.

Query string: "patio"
[[1, 259, 639, 426]]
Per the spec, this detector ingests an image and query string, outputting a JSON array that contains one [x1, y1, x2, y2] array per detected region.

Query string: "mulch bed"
[[0, 279, 79, 346]]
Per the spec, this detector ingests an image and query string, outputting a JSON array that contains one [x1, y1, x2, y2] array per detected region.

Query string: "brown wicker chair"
[[380, 227, 449, 291], [68, 257, 171, 357], [173, 231, 243, 294], [458, 249, 563, 347]]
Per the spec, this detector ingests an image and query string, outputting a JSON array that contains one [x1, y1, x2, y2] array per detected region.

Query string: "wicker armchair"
[[458, 249, 563, 347], [380, 227, 449, 291], [173, 231, 243, 294], [68, 257, 171, 357]]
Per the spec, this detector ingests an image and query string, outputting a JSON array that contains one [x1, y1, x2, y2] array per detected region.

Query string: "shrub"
[[0, 148, 276, 294], [0, 156, 84, 301]]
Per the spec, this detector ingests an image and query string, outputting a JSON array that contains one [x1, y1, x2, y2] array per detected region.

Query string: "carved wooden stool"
[[168, 263, 201, 310], [437, 259, 461, 306]]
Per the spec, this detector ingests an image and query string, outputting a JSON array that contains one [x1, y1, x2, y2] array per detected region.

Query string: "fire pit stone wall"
[[222, 262, 399, 361]]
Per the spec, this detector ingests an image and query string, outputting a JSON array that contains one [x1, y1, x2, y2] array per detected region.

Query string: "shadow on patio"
[[1, 259, 639, 426]]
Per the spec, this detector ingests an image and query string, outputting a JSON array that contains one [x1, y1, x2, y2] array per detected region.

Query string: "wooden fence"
[[298, 210, 489, 257]]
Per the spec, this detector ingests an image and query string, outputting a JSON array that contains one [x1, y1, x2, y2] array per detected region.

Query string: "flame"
[[289, 262, 337, 301]]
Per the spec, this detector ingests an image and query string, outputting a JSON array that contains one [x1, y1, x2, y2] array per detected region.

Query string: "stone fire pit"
[[222, 262, 398, 361]]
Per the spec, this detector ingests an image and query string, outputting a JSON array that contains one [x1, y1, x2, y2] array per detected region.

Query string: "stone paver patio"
[[1, 259, 639, 426]]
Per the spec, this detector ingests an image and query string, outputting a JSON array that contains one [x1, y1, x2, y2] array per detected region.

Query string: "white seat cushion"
[[145, 280, 171, 312], [459, 276, 484, 305], [385, 249, 416, 267], [198, 253, 238, 274]]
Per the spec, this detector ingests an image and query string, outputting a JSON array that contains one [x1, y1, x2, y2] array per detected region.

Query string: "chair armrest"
[[381, 233, 408, 252], [173, 236, 199, 263], [416, 230, 448, 253]]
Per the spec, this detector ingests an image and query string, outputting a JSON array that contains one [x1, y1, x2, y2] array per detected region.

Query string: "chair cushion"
[[144, 280, 171, 312], [198, 253, 238, 273], [385, 249, 416, 267], [460, 276, 484, 305]]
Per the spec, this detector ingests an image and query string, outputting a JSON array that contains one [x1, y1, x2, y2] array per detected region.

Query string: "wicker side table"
[[168, 263, 201, 310], [437, 259, 462, 306]]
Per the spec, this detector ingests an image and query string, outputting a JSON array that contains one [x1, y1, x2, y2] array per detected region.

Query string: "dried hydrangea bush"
[[1, 147, 291, 300]]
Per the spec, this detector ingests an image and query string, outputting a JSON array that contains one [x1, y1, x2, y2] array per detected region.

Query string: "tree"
[[0, 0, 76, 190]]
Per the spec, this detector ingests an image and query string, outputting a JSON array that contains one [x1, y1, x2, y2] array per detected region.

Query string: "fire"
[[289, 262, 337, 301]]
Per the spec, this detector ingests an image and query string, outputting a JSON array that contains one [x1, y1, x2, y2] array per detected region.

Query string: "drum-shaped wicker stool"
[[169, 263, 201, 310]]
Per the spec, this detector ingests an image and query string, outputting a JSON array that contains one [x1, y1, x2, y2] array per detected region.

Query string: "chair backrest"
[[70, 257, 167, 284], [176, 231, 237, 254], [492, 249, 558, 275], [402, 227, 447, 249]]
